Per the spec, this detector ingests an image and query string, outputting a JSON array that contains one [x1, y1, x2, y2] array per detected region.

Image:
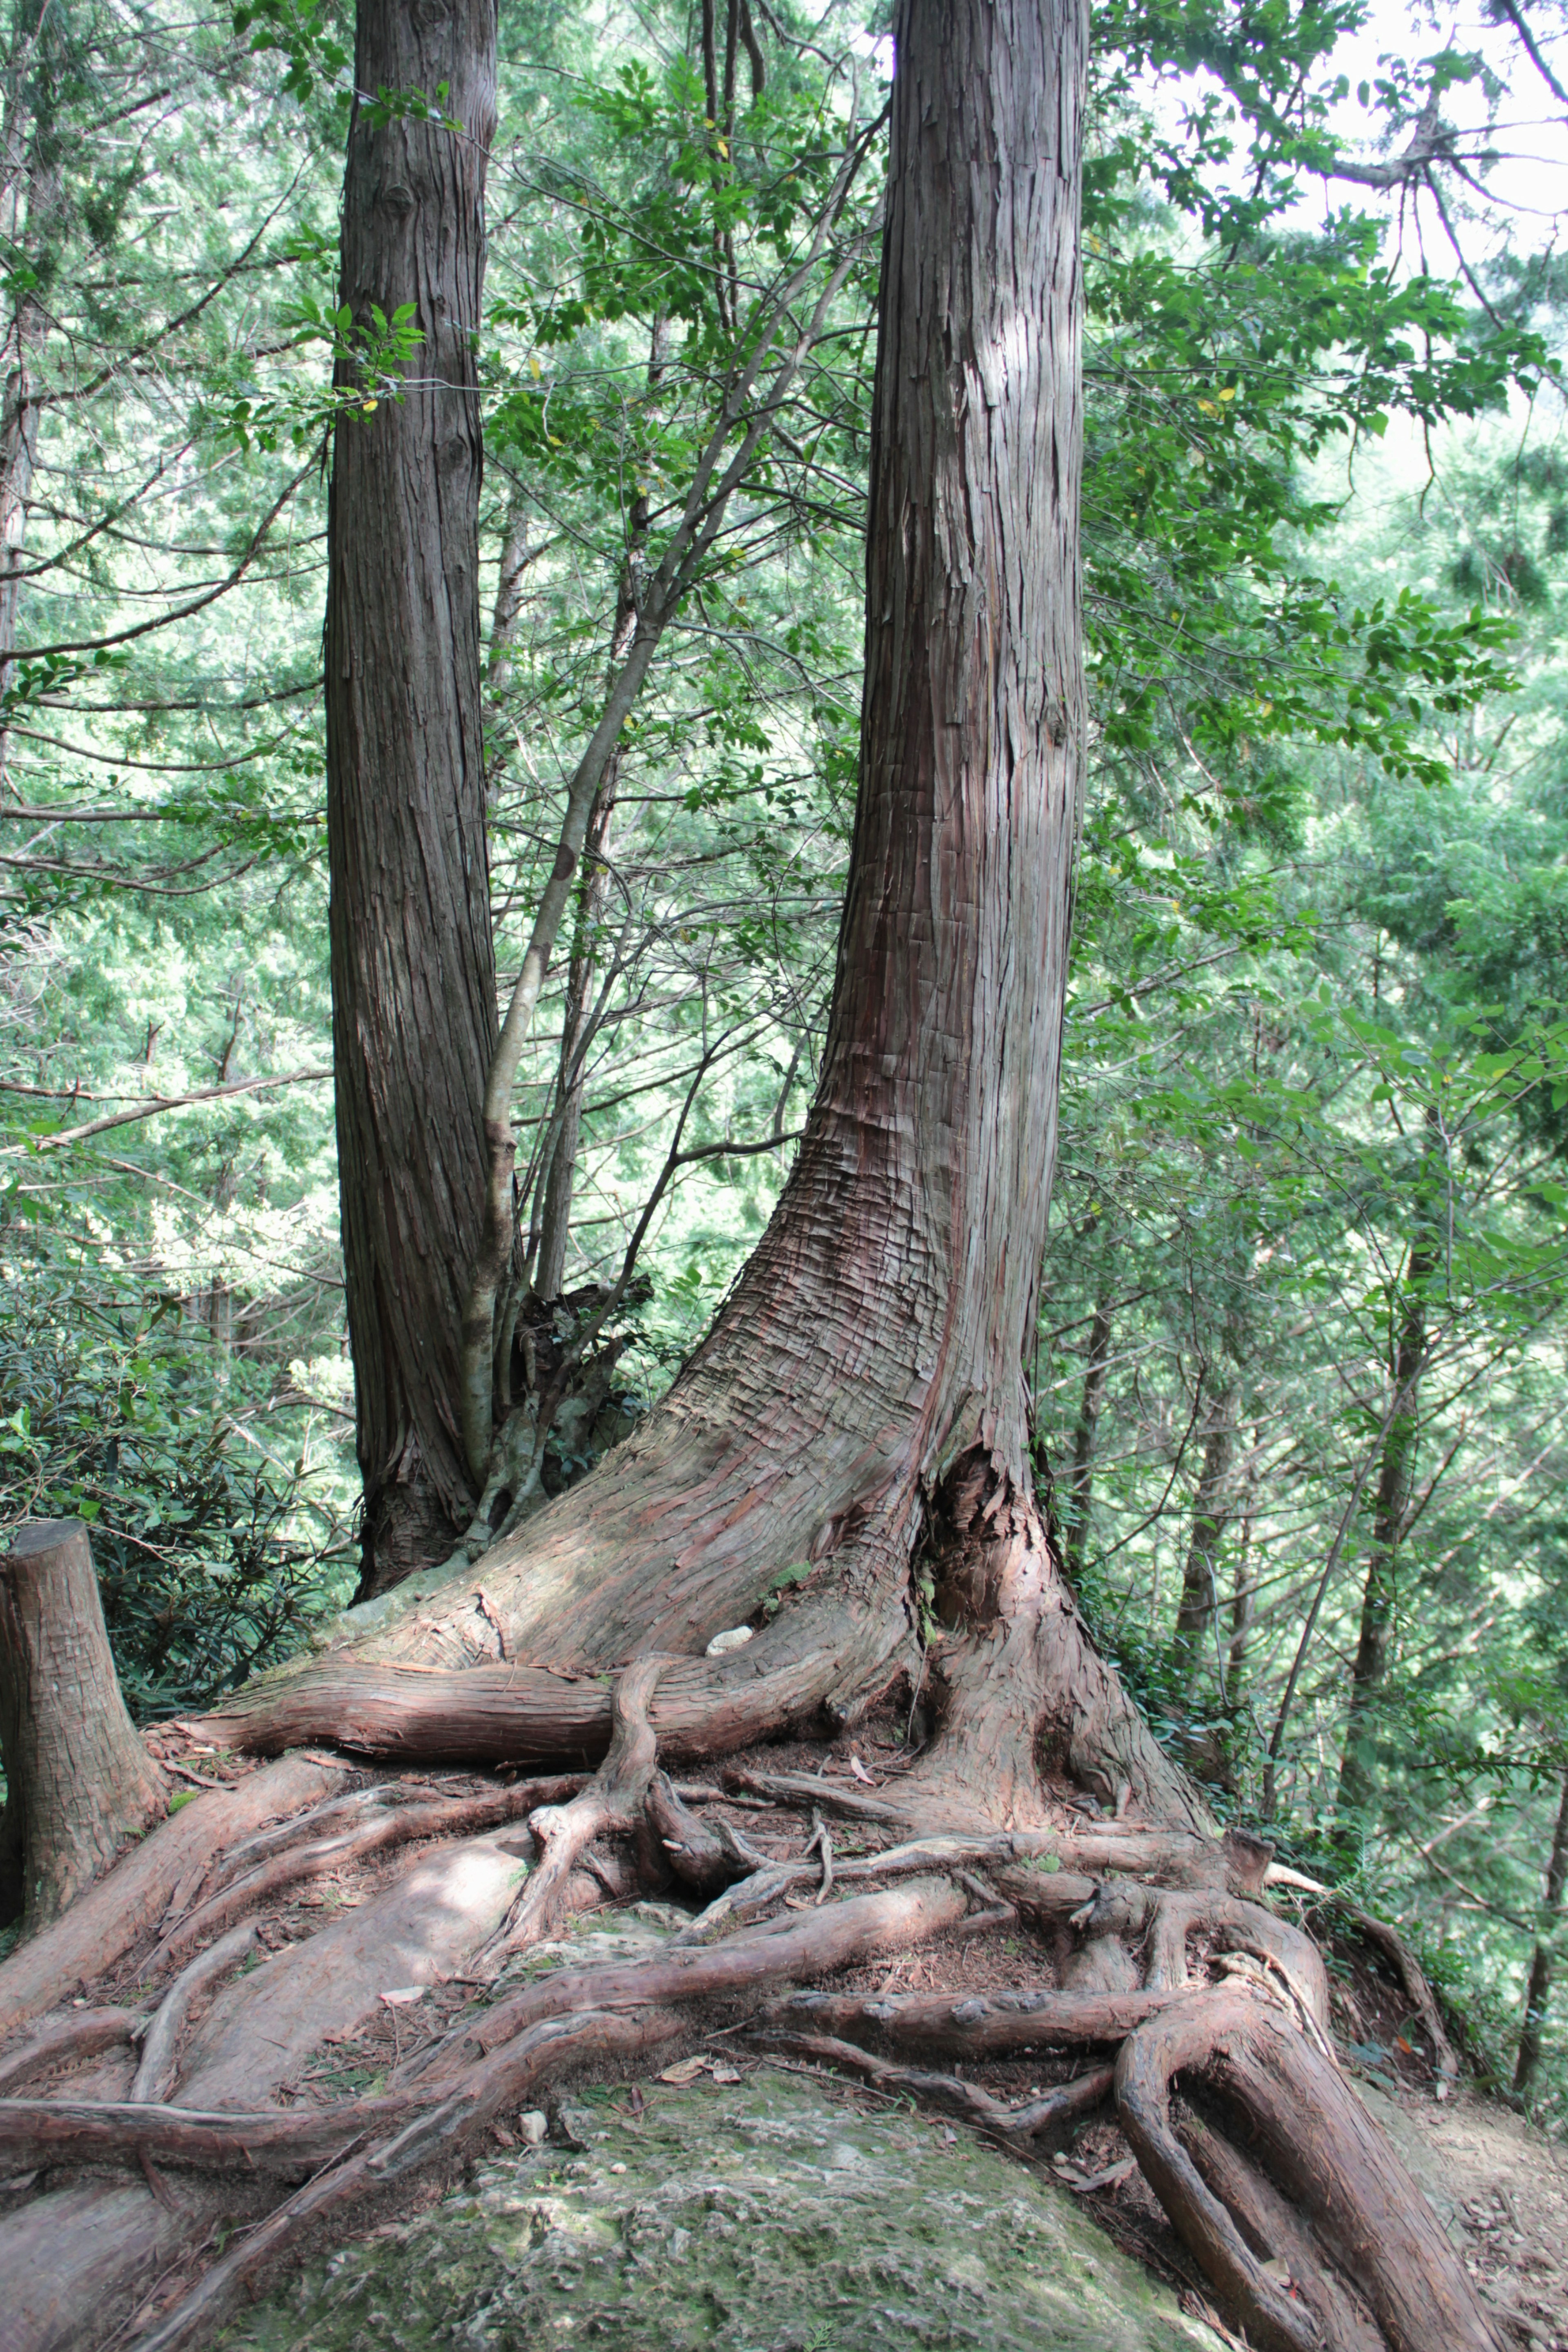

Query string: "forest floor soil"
[[1359, 2081, 1568, 2352]]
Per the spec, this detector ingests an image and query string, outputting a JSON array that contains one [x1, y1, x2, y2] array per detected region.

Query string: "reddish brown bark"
[[1116, 1987, 1502, 2352], [326, 0, 501, 1597], [0, 1754, 347, 2037], [0, 13, 1499, 2349]]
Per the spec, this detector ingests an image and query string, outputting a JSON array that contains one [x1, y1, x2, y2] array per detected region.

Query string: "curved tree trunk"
[[0, 11, 1511, 2348], [327, 0, 501, 1601]]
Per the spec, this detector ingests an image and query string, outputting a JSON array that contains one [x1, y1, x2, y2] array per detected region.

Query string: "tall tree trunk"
[[483, 483, 532, 789], [2, 15, 1501, 2345], [1514, 1765, 1568, 2095], [326, 0, 501, 1600], [1172, 1381, 1236, 1695], [290, 0, 1196, 1833], [1336, 1222, 1436, 1827], [1224, 1449, 1257, 1708], [1063, 1295, 1112, 1574]]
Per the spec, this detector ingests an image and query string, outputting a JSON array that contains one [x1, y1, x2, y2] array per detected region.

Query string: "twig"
[[806, 1809, 834, 1904], [13, 1066, 331, 1154]]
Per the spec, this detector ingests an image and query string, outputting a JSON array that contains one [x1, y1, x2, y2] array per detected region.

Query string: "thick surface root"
[[1116, 1984, 1502, 2352], [474, 1656, 668, 1963]]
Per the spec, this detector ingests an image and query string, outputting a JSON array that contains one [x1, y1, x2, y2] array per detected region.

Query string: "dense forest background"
[[4, 0, 1568, 2118]]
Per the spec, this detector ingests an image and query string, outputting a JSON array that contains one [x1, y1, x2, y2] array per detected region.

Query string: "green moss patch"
[[218, 2065, 1221, 2352]]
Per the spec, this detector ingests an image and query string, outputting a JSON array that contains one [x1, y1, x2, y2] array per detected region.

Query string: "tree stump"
[[0, 1519, 165, 1935]]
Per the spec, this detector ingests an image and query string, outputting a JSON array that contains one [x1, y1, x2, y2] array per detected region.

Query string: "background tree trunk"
[[1172, 1381, 1236, 1695], [0, 5, 64, 782], [0, 1520, 164, 1933], [1224, 1451, 1258, 1708], [1336, 1223, 1436, 1826], [483, 483, 532, 790], [326, 0, 501, 1600], [1064, 1294, 1112, 1574], [531, 318, 667, 1300], [354, 0, 1092, 1666], [1514, 1763, 1568, 2094]]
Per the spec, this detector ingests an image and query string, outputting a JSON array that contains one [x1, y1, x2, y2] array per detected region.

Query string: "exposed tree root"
[[0, 1754, 350, 2035], [144, 1776, 557, 1975], [1115, 1984, 1502, 2352], [762, 1981, 1178, 2055], [198, 1595, 911, 1772], [0, 2085, 430, 2179], [1178, 2107, 1385, 2352], [1329, 1899, 1461, 2091], [0, 2007, 142, 2097], [646, 1769, 769, 1893], [0, 1717, 1495, 2352], [472, 1656, 668, 1964], [0, 1580, 1493, 2352], [61, 1878, 965, 2352], [131, 1924, 260, 2106], [750, 2025, 1115, 2145]]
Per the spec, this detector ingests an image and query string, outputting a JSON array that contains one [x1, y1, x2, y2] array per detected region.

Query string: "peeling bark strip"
[[326, 0, 501, 1597]]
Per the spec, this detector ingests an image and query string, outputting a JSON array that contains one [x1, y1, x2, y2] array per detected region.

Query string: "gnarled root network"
[[0, 1663, 1506, 2352]]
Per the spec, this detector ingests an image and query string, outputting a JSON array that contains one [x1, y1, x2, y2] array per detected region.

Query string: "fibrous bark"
[[233, 0, 1195, 1841], [1116, 1986, 1499, 2352], [0, 11, 1498, 2352], [326, 0, 501, 1597], [0, 1519, 165, 1934]]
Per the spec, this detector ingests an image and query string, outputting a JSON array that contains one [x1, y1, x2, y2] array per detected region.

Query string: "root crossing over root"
[[0, 1667, 1505, 2352], [1115, 1984, 1502, 2352]]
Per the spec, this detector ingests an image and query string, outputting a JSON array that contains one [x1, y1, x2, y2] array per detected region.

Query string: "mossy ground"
[[216, 2064, 1222, 2352]]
